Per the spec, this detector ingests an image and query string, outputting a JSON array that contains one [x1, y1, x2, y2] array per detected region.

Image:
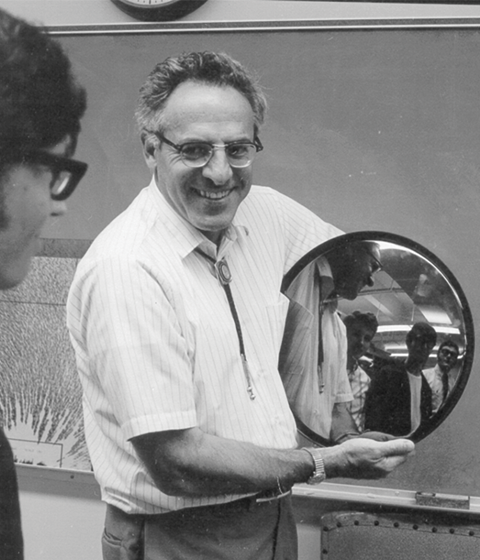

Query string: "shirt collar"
[[315, 257, 337, 305], [147, 175, 249, 261]]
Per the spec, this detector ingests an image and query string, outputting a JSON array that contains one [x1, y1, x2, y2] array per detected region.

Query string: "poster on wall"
[[0, 241, 91, 471]]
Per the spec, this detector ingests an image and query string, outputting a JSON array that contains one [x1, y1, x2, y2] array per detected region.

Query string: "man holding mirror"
[[0, 8, 87, 559], [67, 51, 414, 560]]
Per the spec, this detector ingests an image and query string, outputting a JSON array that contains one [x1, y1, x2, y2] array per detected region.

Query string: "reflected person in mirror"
[[0, 8, 87, 560], [365, 322, 436, 437], [67, 51, 414, 560], [280, 240, 389, 444], [344, 311, 379, 432], [423, 340, 459, 414]]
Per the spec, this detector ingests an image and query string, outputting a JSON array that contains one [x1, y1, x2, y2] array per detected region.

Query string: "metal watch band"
[[302, 447, 326, 485]]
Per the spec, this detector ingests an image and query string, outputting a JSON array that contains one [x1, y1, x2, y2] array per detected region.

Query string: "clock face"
[[110, 0, 208, 21], [120, 0, 188, 4]]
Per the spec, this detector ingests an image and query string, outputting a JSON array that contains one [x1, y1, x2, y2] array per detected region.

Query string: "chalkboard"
[[39, 21, 480, 496]]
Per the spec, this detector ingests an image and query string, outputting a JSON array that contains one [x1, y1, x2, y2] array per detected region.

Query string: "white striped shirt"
[[279, 258, 352, 439], [66, 178, 341, 514]]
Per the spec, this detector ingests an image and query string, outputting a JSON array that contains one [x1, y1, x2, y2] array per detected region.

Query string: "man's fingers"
[[379, 438, 415, 457]]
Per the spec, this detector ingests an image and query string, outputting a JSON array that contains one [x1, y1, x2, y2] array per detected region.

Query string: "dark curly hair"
[[343, 310, 379, 335], [135, 51, 267, 137], [406, 321, 437, 347], [438, 339, 459, 356], [0, 9, 86, 167]]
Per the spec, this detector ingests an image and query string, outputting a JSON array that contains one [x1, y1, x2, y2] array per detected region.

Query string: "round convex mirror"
[[279, 232, 474, 447]]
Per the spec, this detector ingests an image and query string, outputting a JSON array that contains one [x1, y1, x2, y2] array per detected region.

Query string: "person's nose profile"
[[50, 199, 68, 217]]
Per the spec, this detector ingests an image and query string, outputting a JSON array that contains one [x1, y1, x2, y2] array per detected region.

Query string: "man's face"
[[437, 345, 459, 373], [407, 333, 436, 369], [347, 324, 375, 362], [0, 137, 70, 290], [144, 81, 255, 245], [333, 245, 381, 300]]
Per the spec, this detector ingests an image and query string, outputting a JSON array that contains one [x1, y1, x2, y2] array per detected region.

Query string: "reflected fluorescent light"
[[362, 295, 393, 317], [416, 305, 452, 324]]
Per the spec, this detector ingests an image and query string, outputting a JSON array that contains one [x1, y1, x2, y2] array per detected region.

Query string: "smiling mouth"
[[198, 189, 232, 201]]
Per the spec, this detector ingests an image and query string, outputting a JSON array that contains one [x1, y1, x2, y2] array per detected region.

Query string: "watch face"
[[110, 0, 208, 21]]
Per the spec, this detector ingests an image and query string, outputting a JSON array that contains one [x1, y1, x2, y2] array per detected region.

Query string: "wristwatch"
[[302, 447, 326, 485]]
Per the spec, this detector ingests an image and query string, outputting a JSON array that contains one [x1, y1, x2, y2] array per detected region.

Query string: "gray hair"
[[135, 51, 267, 137]]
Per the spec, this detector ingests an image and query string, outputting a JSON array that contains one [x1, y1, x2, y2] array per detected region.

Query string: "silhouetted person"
[[364, 322, 436, 437]]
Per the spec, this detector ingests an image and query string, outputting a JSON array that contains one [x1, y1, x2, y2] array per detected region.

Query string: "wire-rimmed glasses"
[[152, 131, 263, 169]]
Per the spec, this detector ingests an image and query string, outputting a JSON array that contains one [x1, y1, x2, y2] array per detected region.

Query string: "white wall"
[[17, 467, 105, 560]]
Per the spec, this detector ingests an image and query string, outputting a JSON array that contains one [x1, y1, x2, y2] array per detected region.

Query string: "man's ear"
[[141, 131, 158, 170]]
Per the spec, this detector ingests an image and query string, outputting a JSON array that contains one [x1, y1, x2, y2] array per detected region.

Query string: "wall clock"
[[110, 0, 208, 21]]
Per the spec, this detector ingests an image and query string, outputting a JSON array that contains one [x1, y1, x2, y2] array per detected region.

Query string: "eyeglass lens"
[[50, 171, 74, 199], [180, 142, 257, 168], [20, 150, 87, 201]]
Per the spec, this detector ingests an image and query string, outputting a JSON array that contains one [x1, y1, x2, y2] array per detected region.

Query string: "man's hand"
[[334, 430, 396, 444], [356, 430, 396, 442], [322, 438, 415, 480]]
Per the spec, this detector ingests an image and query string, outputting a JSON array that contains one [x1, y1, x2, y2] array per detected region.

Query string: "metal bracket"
[[415, 491, 470, 510]]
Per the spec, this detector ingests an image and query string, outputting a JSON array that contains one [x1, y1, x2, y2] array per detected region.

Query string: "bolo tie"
[[194, 248, 256, 400], [315, 268, 336, 395]]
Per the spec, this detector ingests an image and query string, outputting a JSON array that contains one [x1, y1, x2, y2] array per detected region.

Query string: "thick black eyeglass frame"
[[439, 347, 459, 358], [21, 151, 88, 200], [152, 131, 264, 167]]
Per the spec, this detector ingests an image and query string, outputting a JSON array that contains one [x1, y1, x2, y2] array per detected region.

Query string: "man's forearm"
[[132, 427, 414, 500], [132, 428, 314, 497]]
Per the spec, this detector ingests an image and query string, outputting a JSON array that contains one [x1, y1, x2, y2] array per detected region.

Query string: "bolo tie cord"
[[194, 248, 256, 400]]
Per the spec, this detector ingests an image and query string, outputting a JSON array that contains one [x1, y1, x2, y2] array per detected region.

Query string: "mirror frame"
[[281, 231, 475, 446]]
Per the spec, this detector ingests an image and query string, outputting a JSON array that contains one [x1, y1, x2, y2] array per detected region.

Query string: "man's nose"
[[50, 199, 67, 217], [202, 149, 233, 185], [365, 275, 375, 288]]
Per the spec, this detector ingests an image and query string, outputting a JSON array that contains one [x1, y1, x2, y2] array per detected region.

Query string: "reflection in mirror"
[[279, 232, 474, 447]]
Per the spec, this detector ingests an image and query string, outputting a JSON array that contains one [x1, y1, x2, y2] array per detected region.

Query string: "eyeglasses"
[[21, 151, 88, 201], [358, 246, 383, 274], [152, 131, 263, 169], [369, 253, 383, 274], [439, 348, 458, 359]]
